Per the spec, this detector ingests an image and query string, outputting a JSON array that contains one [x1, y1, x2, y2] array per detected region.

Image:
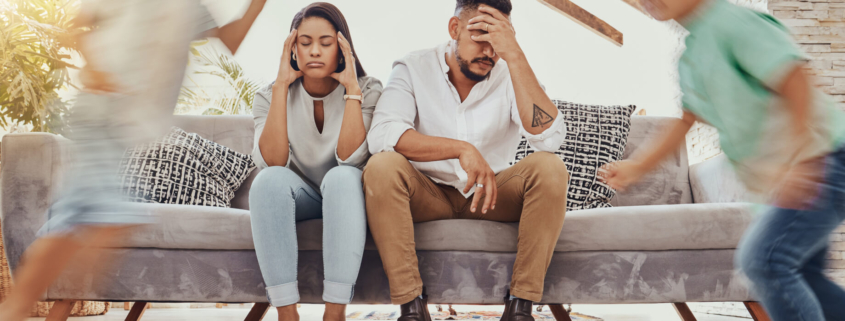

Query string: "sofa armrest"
[[1, 133, 71, 271], [689, 154, 753, 204]]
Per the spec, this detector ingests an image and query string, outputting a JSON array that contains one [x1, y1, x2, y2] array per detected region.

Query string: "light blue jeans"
[[736, 143, 845, 321], [249, 166, 367, 307]]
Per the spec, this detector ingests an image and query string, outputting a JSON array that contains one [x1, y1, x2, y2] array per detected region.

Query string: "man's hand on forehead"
[[477, 5, 506, 18], [471, 5, 514, 33], [466, 5, 521, 61], [459, 5, 510, 21]]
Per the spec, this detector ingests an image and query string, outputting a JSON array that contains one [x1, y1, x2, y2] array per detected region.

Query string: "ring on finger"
[[484, 23, 489, 32], [477, 183, 484, 188]]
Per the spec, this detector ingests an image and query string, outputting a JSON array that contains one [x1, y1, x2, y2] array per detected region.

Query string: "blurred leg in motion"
[[0, 225, 134, 321], [0, 1, 266, 318], [0, 2, 211, 320]]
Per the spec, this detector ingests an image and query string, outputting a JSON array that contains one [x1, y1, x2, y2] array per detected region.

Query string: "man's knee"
[[363, 152, 411, 185], [520, 152, 569, 184]]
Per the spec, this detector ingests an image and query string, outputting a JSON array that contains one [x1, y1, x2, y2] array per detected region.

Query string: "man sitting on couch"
[[363, 0, 569, 320]]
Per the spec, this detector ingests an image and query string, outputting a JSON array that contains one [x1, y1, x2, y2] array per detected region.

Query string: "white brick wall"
[[685, 122, 723, 164], [771, 0, 845, 110]]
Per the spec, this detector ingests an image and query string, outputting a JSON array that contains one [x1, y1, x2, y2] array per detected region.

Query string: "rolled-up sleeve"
[[336, 77, 383, 168], [367, 63, 417, 155], [508, 80, 567, 152], [252, 86, 290, 170]]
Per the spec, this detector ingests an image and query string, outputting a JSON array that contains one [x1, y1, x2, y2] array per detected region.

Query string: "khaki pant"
[[362, 151, 569, 304]]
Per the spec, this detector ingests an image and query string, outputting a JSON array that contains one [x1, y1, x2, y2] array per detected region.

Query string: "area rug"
[[346, 310, 602, 320]]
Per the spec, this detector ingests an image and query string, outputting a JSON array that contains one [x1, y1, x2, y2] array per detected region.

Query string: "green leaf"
[[177, 46, 265, 116], [0, 0, 76, 133]]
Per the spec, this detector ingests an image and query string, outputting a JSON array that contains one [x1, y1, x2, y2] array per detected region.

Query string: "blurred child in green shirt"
[[604, 1, 845, 320]]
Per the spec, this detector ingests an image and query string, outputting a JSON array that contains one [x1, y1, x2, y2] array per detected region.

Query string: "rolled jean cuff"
[[266, 281, 299, 307], [322, 280, 354, 304]]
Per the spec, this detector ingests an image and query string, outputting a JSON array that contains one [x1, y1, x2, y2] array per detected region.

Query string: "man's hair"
[[455, 0, 512, 17]]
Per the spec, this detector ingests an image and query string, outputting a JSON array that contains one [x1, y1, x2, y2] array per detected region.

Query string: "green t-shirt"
[[679, 0, 845, 195]]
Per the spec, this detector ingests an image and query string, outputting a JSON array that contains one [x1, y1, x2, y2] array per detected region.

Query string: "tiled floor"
[[26, 304, 749, 321]]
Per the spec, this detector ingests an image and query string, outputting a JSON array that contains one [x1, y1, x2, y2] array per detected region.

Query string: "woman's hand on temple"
[[276, 30, 303, 89], [330, 31, 361, 95]]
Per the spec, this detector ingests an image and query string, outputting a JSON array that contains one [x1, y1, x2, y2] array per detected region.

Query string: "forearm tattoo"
[[532, 104, 554, 128]]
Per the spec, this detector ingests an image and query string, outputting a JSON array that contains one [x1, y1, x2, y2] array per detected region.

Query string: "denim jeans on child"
[[249, 165, 367, 306], [736, 143, 845, 321]]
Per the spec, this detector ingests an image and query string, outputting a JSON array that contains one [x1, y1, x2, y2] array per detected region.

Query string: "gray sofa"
[[2, 115, 759, 313]]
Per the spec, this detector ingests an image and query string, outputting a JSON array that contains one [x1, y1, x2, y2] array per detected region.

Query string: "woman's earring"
[[292, 51, 297, 61], [339, 56, 344, 64]]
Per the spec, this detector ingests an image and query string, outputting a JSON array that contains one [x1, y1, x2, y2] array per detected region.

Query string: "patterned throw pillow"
[[513, 101, 636, 212], [119, 127, 256, 208]]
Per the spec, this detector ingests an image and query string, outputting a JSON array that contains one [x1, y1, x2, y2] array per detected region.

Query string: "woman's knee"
[[322, 166, 367, 221], [322, 166, 363, 186], [250, 167, 300, 207]]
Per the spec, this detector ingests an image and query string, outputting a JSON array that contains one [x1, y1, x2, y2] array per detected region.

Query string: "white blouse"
[[252, 76, 383, 191]]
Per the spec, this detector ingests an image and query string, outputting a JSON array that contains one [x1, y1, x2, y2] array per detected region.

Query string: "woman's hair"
[[290, 2, 366, 77]]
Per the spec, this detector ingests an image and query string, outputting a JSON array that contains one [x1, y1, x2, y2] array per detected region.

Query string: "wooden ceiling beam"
[[538, 0, 624, 46]]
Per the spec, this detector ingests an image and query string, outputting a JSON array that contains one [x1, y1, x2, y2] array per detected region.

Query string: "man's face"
[[639, 0, 698, 21], [451, 9, 501, 81]]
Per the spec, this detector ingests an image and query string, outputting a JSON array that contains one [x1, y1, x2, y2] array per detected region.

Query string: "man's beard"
[[455, 45, 494, 82]]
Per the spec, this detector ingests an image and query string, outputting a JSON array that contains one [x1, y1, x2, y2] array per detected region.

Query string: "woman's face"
[[294, 17, 339, 79]]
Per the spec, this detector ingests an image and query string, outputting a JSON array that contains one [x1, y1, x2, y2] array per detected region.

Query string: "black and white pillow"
[[119, 127, 256, 208], [514, 101, 636, 212]]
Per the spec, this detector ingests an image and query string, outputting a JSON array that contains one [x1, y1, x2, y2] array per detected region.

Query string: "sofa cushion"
[[405, 203, 755, 252], [110, 203, 254, 249], [513, 101, 636, 212], [173, 115, 256, 210], [115, 203, 755, 252], [120, 127, 256, 208]]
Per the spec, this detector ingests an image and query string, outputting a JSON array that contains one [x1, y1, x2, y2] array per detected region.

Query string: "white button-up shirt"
[[367, 41, 567, 197]]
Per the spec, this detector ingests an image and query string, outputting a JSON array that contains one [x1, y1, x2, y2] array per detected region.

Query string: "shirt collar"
[[438, 41, 452, 77], [677, 0, 719, 29]]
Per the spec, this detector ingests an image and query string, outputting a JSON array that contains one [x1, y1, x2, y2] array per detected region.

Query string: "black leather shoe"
[[502, 296, 535, 321], [398, 290, 432, 321], [501, 291, 513, 321]]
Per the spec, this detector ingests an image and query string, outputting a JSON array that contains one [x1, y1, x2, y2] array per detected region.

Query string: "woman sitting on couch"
[[249, 2, 382, 320]]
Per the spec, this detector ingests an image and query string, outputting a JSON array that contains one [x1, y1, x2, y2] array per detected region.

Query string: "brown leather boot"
[[398, 290, 432, 321], [502, 295, 535, 321]]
